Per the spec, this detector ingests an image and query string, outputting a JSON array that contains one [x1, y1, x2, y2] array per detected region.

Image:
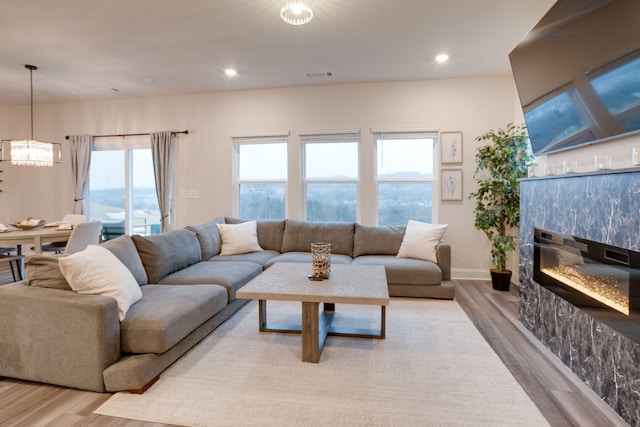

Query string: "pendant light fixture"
[[0, 65, 61, 167], [280, 0, 314, 26]]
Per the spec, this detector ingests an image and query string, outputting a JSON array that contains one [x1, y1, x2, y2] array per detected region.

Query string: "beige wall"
[[0, 104, 8, 221], [2, 76, 535, 279]]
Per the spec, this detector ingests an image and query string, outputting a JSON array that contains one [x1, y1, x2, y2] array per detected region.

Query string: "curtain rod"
[[64, 130, 189, 140]]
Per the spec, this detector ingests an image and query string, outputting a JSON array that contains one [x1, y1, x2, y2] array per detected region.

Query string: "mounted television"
[[510, 0, 640, 155]]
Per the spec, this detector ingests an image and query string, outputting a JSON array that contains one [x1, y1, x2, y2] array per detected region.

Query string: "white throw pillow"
[[397, 220, 448, 263], [216, 221, 263, 256], [58, 245, 142, 321]]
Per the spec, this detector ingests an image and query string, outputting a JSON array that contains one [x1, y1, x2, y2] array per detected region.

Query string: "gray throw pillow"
[[353, 224, 406, 257], [185, 217, 225, 260], [101, 235, 149, 285], [132, 229, 201, 283], [25, 255, 71, 291]]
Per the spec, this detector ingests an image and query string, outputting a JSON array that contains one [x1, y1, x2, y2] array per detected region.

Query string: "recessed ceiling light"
[[225, 68, 238, 77], [435, 54, 449, 63]]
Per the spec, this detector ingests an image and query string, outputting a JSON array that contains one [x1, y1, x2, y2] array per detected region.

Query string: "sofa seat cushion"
[[120, 284, 227, 354], [352, 255, 442, 285], [157, 261, 263, 302], [210, 250, 280, 267], [264, 252, 353, 269]]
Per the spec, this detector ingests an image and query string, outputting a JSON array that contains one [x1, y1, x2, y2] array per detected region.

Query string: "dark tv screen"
[[509, 0, 640, 155]]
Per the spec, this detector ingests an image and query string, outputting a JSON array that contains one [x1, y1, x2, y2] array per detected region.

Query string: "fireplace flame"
[[541, 266, 629, 315]]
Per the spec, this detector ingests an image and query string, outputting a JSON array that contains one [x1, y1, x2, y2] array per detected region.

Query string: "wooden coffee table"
[[236, 262, 390, 363]]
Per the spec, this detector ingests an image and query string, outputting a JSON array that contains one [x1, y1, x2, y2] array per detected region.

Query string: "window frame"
[[232, 134, 289, 219], [89, 136, 161, 235], [373, 131, 438, 225], [300, 131, 361, 222]]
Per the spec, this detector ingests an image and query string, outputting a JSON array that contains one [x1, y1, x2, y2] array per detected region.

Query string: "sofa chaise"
[[0, 218, 451, 393]]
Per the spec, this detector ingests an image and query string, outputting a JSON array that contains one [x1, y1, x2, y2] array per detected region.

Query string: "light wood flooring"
[[0, 264, 630, 426]]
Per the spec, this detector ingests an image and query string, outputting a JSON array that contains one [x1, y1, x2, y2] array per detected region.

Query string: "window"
[[233, 135, 288, 220], [374, 132, 436, 226], [590, 56, 640, 132], [301, 132, 360, 222], [89, 138, 161, 238]]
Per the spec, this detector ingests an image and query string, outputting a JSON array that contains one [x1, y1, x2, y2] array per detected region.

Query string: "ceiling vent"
[[305, 71, 333, 78]]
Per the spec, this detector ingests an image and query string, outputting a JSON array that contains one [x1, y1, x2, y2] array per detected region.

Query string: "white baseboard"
[[451, 268, 491, 281]]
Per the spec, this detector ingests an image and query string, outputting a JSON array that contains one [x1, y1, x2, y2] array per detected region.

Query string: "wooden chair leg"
[[8, 260, 17, 282], [15, 260, 23, 280]]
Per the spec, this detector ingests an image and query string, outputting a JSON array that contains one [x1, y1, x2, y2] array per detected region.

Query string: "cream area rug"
[[95, 299, 549, 427]]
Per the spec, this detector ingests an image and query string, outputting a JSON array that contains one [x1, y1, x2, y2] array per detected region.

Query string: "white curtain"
[[70, 135, 93, 214], [150, 131, 177, 232]]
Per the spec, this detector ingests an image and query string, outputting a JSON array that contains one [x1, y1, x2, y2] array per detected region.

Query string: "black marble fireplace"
[[520, 169, 640, 426]]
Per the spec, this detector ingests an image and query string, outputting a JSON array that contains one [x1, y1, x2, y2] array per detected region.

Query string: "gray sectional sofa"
[[0, 217, 451, 393]]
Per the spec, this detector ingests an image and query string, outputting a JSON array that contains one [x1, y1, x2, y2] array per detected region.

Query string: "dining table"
[[0, 226, 73, 278]]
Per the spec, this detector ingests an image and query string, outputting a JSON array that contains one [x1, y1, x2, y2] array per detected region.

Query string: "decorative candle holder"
[[594, 154, 613, 170], [310, 242, 331, 280], [543, 163, 558, 176], [563, 160, 578, 174]]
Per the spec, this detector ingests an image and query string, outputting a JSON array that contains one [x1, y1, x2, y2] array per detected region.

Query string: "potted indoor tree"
[[469, 123, 534, 291]]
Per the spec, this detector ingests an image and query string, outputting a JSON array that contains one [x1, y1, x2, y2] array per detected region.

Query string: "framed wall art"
[[440, 131, 463, 164], [441, 169, 463, 201]]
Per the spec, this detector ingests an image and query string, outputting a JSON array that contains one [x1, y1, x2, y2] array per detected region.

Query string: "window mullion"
[[125, 149, 132, 235]]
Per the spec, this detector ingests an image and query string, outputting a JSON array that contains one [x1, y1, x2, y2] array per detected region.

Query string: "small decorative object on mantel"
[[309, 242, 331, 280], [594, 154, 613, 171], [563, 160, 578, 174]]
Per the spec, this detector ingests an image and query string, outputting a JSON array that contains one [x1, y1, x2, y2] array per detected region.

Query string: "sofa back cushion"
[[132, 229, 201, 283], [24, 255, 71, 290], [281, 220, 355, 256], [185, 217, 225, 260], [225, 217, 285, 252], [353, 224, 406, 257], [101, 235, 148, 285]]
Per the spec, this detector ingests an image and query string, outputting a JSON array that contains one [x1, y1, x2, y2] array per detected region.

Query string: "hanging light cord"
[[25, 64, 37, 140]]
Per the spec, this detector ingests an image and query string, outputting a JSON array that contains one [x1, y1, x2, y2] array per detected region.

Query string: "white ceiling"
[[0, 0, 555, 105]]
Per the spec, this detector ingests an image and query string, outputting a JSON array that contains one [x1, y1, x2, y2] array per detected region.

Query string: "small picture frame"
[[441, 169, 463, 201], [440, 131, 463, 164]]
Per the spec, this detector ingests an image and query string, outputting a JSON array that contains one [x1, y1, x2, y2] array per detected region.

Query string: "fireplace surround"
[[520, 168, 640, 426]]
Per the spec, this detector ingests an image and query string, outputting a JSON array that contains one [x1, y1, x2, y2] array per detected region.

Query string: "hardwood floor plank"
[[0, 278, 630, 426]]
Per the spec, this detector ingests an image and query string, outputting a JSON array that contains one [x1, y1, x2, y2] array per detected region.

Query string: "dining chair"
[[40, 214, 87, 254], [0, 247, 24, 282], [63, 221, 102, 255], [101, 220, 126, 241]]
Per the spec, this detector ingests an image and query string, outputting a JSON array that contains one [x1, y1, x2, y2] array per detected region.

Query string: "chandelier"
[[0, 65, 61, 167], [280, 0, 314, 26]]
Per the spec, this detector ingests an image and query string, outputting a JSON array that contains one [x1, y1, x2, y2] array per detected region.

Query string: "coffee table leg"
[[301, 302, 320, 362], [258, 300, 267, 332]]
